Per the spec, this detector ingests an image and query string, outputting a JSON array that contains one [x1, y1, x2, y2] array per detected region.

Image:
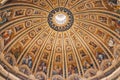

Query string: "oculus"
[[55, 14, 67, 25], [48, 7, 74, 32]]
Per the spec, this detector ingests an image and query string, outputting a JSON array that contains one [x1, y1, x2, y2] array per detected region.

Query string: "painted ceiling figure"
[[0, 13, 7, 24]]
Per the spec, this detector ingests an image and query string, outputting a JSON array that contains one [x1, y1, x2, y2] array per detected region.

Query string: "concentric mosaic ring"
[[48, 7, 74, 32]]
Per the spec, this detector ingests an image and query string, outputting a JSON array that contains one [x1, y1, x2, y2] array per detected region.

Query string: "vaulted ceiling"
[[0, 0, 120, 80]]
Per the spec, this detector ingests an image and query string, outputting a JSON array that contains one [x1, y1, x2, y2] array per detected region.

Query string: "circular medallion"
[[48, 7, 74, 32]]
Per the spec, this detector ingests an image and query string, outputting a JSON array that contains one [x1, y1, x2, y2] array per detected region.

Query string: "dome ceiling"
[[0, 0, 120, 80]]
